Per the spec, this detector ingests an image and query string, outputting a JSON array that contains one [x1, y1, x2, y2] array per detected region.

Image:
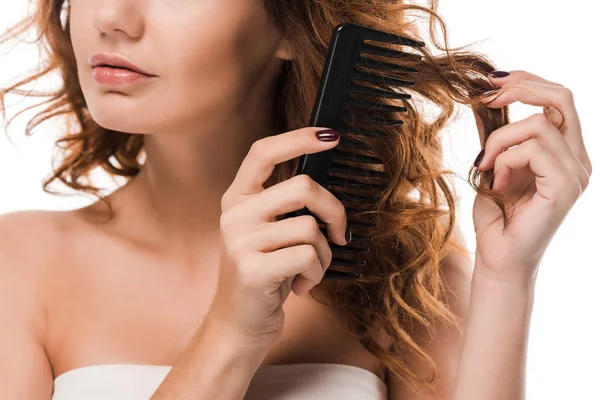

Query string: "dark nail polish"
[[489, 70, 510, 78], [474, 148, 485, 168], [345, 227, 352, 245], [316, 129, 339, 142]]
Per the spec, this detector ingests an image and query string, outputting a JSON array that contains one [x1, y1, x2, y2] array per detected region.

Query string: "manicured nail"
[[316, 129, 339, 142], [345, 226, 352, 245], [474, 147, 485, 168], [489, 70, 510, 78]]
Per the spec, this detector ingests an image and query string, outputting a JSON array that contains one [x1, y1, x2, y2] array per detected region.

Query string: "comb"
[[284, 23, 425, 279]]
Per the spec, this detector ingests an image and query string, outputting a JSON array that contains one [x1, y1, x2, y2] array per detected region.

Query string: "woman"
[[0, 0, 592, 399]]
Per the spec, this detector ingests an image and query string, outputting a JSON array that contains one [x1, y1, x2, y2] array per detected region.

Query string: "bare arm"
[[0, 212, 54, 398], [150, 310, 269, 400], [389, 227, 533, 400], [451, 257, 533, 400]]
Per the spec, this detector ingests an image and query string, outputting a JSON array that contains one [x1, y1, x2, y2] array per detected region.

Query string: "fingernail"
[[345, 226, 352, 245], [489, 70, 510, 78], [316, 129, 339, 142], [474, 147, 485, 168]]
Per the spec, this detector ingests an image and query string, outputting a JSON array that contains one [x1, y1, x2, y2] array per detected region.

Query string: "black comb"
[[285, 23, 425, 280]]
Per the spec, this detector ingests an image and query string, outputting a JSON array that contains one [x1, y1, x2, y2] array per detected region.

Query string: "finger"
[[262, 245, 325, 296], [224, 127, 339, 203], [231, 215, 333, 278], [477, 113, 590, 191], [482, 80, 589, 174], [487, 69, 564, 87], [231, 174, 348, 246], [491, 138, 583, 207], [488, 70, 566, 131]]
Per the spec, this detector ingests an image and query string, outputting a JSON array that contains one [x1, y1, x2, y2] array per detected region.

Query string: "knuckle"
[[575, 162, 591, 191], [227, 235, 248, 257], [220, 192, 232, 211], [531, 113, 551, 130], [300, 215, 321, 237], [338, 201, 348, 220], [324, 247, 333, 271], [580, 172, 590, 192], [249, 139, 270, 162], [528, 137, 544, 152], [300, 245, 320, 266], [237, 256, 263, 286], [565, 177, 582, 201], [559, 87, 575, 104], [494, 149, 506, 170], [553, 171, 582, 202], [294, 174, 318, 195], [220, 209, 239, 232]]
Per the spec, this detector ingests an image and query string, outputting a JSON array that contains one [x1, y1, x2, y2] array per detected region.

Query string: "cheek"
[[69, 4, 92, 82], [154, 7, 279, 118]]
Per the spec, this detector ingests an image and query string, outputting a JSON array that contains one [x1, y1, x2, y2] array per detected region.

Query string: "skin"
[[0, 0, 592, 399]]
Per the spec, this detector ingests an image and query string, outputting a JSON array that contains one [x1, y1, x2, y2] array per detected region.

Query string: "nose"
[[93, 0, 145, 39]]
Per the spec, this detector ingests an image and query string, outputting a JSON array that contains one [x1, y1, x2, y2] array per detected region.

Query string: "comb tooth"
[[338, 125, 388, 138], [350, 98, 408, 113], [348, 220, 376, 229], [330, 257, 367, 268], [314, 215, 376, 229], [328, 164, 385, 178], [324, 269, 363, 279], [362, 27, 426, 48], [345, 111, 405, 126], [331, 190, 382, 204], [354, 71, 415, 88], [338, 135, 370, 150], [350, 83, 412, 100], [344, 206, 376, 218], [320, 227, 371, 242], [358, 56, 419, 74], [327, 176, 386, 191], [332, 151, 383, 165], [329, 243, 370, 254], [361, 42, 424, 60]]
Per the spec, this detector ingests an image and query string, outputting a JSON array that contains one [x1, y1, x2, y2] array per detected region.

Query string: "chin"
[[86, 95, 163, 134]]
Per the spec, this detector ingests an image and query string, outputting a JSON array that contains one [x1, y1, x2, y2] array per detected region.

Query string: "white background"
[[1, 1, 598, 398]]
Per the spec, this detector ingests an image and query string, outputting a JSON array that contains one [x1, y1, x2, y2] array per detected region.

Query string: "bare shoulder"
[[0, 210, 77, 397], [0, 209, 75, 267], [0, 208, 77, 305]]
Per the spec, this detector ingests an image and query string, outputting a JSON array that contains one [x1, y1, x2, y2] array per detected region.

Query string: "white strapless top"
[[52, 363, 388, 399]]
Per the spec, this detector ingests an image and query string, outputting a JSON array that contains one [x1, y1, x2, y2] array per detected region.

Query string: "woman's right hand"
[[206, 127, 351, 351]]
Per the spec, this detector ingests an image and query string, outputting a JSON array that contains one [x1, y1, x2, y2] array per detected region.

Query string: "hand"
[[472, 70, 592, 284], [207, 127, 349, 350]]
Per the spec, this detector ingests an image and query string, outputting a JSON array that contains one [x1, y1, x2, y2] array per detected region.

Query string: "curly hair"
[[1, 0, 516, 394]]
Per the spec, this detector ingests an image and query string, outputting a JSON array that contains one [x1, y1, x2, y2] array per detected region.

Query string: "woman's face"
[[69, 0, 289, 134]]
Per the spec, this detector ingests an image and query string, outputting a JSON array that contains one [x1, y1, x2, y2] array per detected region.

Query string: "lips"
[[89, 54, 155, 76], [89, 53, 156, 86]]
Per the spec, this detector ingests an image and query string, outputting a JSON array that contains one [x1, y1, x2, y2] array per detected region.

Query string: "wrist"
[[199, 309, 276, 356], [472, 263, 536, 314], [151, 312, 269, 399], [473, 254, 538, 291]]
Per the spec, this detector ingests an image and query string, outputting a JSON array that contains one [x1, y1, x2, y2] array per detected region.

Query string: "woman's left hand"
[[471, 70, 592, 284]]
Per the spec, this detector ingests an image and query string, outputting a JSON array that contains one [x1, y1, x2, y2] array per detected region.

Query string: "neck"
[[113, 76, 282, 256]]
